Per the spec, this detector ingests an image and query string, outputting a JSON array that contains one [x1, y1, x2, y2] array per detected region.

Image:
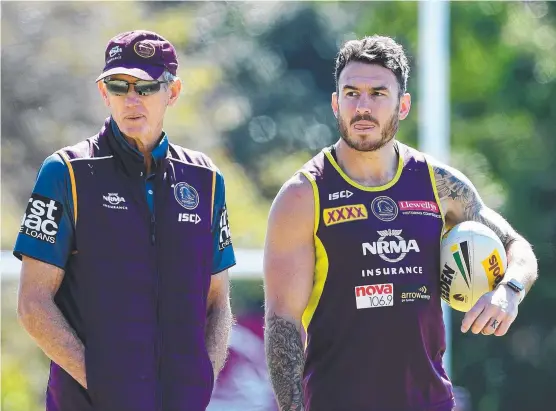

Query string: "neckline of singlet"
[[325, 141, 405, 192]]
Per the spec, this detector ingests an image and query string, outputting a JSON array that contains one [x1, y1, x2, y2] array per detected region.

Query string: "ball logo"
[[20, 194, 63, 244], [440, 263, 456, 303], [362, 229, 420, 263], [370, 196, 398, 222], [450, 242, 472, 289], [134, 41, 156, 58], [174, 182, 199, 210], [453, 294, 467, 303], [482, 249, 505, 288]]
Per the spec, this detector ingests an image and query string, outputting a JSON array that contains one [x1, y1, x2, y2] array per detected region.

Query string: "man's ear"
[[167, 78, 182, 107], [331, 91, 339, 119], [97, 81, 110, 107]]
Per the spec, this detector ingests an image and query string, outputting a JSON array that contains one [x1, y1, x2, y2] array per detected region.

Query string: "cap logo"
[[109, 46, 122, 58], [134, 41, 156, 58]]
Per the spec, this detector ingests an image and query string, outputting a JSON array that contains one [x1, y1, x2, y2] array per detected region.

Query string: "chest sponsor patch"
[[398, 283, 431, 303], [398, 200, 441, 218], [20, 193, 63, 244], [354, 283, 394, 309], [361, 229, 420, 263], [103, 192, 128, 210], [323, 204, 368, 226]]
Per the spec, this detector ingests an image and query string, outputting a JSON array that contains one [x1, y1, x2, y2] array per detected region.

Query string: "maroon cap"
[[96, 30, 178, 82]]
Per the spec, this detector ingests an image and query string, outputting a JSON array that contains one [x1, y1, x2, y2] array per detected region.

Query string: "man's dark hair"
[[334, 35, 410, 96]]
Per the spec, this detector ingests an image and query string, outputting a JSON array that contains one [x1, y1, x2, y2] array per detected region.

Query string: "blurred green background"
[[2, 1, 555, 411]]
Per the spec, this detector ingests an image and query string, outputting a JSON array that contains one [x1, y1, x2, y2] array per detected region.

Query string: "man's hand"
[[205, 270, 232, 380], [461, 284, 520, 337], [18, 256, 87, 387]]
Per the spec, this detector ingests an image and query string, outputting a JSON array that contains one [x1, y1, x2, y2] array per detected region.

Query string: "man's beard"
[[337, 105, 400, 152]]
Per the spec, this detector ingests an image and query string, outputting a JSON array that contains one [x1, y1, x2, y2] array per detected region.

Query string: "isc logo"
[[354, 283, 394, 309], [178, 213, 201, 224], [20, 194, 62, 244], [329, 190, 353, 201]]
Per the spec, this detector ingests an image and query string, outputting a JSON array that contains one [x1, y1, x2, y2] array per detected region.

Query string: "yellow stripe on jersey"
[[427, 161, 446, 233], [302, 236, 329, 343], [324, 146, 404, 191], [57, 150, 78, 227], [300, 171, 329, 348]]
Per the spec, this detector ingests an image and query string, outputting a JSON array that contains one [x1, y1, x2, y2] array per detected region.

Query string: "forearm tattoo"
[[433, 165, 514, 247], [434, 164, 538, 290], [265, 314, 305, 411]]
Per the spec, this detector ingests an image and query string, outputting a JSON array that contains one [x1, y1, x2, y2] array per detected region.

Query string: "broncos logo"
[[371, 196, 398, 222], [376, 199, 394, 213], [133, 41, 156, 58], [174, 182, 199, 210]]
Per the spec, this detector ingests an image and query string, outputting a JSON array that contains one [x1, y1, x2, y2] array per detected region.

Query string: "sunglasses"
[[103, 78, 168, 96]]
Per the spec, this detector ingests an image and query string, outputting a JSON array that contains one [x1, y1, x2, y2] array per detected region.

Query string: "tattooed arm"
[[432, 160, 538, 335], [264, 173, 315, 411], [205, 270, 233, 380]]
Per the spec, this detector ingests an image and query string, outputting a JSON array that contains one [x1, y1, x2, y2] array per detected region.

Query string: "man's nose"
[[356, 95, 373, 114], [124, 86, 141, 106]]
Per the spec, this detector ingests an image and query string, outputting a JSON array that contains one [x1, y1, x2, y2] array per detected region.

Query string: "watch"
[[500, 278, 525, 302]]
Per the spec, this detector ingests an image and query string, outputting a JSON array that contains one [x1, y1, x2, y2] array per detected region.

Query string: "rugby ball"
[[440, 221, 507, 312]]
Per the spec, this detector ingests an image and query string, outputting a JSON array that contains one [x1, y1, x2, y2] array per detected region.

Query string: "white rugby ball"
[[440, 221, 507, 312]]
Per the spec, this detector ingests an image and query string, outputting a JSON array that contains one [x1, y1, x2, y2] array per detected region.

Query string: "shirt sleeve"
[[211, 170, 236, 274], [13, 153, 75, 269]]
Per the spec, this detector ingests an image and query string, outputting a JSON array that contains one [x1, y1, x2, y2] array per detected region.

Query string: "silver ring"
[[491, 319, 499, 329]]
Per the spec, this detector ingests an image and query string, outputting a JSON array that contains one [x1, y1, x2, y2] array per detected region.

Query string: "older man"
[[15, 30, 235, 411]]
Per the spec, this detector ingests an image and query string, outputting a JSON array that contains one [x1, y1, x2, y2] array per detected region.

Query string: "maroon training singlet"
[[299, 142, 454, 411]]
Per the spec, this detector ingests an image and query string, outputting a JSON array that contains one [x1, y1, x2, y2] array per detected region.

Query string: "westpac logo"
[[362, 229, 420, 263], [20, 194, 62, 244], [323, 204, 367, 226]]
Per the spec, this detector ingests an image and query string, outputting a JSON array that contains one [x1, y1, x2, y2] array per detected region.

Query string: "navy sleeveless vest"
[[299, 143, 454, 411], [48, 118, 216, 411]]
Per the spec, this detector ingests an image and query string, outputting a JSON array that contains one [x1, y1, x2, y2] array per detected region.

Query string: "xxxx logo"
[[323, 204, 368, 226]]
